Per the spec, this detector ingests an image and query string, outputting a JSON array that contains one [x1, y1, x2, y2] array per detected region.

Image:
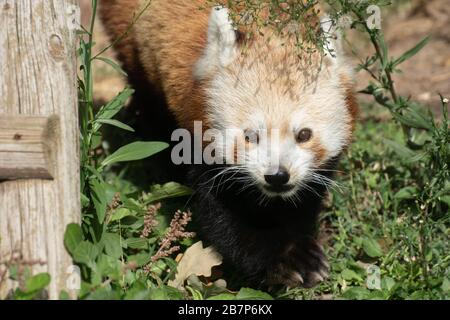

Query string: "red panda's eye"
[[296, 128, 313, 143], [244, 129, 259, 144]]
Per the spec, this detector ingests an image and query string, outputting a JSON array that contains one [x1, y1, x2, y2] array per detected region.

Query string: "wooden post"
[[0, 0, 80, 299]]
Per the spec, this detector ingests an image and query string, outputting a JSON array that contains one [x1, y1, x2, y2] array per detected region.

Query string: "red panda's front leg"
[[191, 164, 330, 288], [266, 237, 329, 288]]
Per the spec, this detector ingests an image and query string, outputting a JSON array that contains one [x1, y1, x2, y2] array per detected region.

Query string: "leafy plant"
[[70, 0, 195, 300], [0, 253, 51, 300]]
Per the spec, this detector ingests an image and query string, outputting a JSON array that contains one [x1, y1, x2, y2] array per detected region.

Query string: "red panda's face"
[[194, 7, 356, 200], [205, 63, 353, 199]]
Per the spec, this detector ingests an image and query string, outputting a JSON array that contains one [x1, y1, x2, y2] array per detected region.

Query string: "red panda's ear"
[[320, 15, 344, 65], [194, 6, 238, 79]]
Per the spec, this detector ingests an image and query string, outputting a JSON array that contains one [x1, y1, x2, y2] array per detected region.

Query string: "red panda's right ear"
[[193, 6, 238, 80]]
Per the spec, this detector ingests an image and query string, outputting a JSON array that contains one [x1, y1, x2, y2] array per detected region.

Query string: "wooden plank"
[[0, 0, 80, 299], [0, 115, 58, 180]]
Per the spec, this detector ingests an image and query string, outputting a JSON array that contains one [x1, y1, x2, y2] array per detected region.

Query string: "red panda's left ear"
[[320, 15, 344, 65], [194, 6, 238, 79]]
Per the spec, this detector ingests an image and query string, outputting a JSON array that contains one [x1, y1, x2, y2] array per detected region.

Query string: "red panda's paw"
[[267, 239, 329, 288]]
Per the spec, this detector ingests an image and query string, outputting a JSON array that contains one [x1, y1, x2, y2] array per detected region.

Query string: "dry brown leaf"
[[168, 241, 223, 289]]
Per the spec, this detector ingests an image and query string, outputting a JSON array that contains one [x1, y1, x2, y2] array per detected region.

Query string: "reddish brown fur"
[[340, 75, 360, 134], [99, 0, 142, 78], [306, 137, 327, 165], [100, 0, 357, 158], [100, 0, 211, 131]]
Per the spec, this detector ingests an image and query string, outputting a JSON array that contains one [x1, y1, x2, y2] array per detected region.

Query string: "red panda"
[[100, 0, 358, 288]]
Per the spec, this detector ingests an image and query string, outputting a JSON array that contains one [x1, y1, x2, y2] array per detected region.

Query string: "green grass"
[[285, 114, 450, 300]]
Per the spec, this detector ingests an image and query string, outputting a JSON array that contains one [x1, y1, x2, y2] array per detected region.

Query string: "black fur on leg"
[[186, 157, 339, 288]]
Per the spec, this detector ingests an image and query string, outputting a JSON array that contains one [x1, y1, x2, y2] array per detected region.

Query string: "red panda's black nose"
[[265, 168, 290, 186]]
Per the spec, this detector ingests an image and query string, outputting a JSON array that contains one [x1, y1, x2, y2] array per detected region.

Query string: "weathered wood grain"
[[0, 115, 58, 180], [0, 0, 80, 299]]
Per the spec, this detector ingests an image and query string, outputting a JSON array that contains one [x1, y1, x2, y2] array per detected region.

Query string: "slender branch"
[[92, 0, 152, 60], [353, 10, 399, 105]]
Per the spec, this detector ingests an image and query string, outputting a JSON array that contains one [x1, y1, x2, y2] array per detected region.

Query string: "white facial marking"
[[196, 10, 354, 200]]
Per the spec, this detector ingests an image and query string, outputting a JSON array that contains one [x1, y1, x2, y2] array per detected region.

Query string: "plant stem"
[[352, 11, 397, 102], [418, 203, 430, 289]]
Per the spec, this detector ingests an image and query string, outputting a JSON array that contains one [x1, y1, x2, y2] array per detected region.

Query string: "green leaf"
[[186, 286, 204, 300], [384, 139, 416, 159], [163, 286, 185, 300], [124, 281, 149, 300], [392, 36, 430, 68], [25, 273, 51, 293], [95, 119, 135, 132], [103, 233, 123, 259], [85, 287, 121, 300], [12, 290, 35, 300], [72, 241, 100, 269], [362, 237, 383, 258], [94, 254, 122, 283], [439, 195, 450, 207], [124, 288, 152, 300], [91, 131, 102, 149], [8, 265, 20, 281], [89, 179, 107, 224], [410, 290, 430, 300], [125, 237, 148, 250], [64, 223, 84, 255], [94, 56, 128, 76], [143, 182, 193, 204], [341, 269, 363, 282], [128, 253, 152, 267], [144, 287, 180, 300], [379, 34, 389, 70], [149, 260, 167, 277], [393, 108, 433, 131], [441, 278, 450, 292], [207, 293, 236, 300], [394, 187, 419, 201], [235, 288, 273, 300], [101, 141, 169, 169], [81, 193, 90, 208], [110, 208, 133, 222], [121, 196, 147, 214], [382, 277, 396, 292], [59, 291, 71, 300], [341, 287, 372, 300], [94, 88, 134, 132], [148, 288, 169, 300]]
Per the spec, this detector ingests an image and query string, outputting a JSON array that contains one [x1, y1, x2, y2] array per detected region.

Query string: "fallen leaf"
[[168, 241, 222, 289], [175, 253, 183, 263]]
